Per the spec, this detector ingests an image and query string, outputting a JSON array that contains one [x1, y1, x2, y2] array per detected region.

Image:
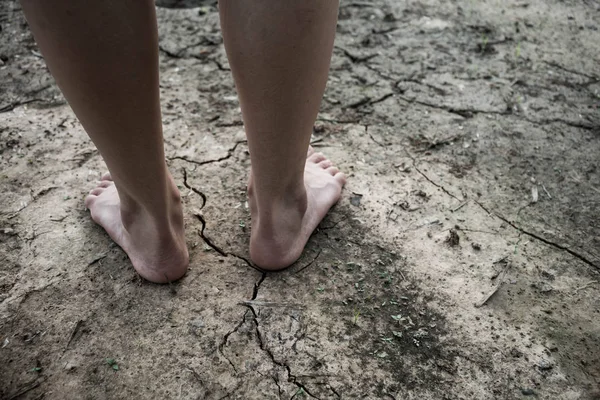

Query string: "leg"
[[219, 0, 346, 269], [20, 0, 188, 283]]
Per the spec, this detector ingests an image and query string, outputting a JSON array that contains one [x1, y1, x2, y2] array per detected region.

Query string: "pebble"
[[537, 359, 554, 371]]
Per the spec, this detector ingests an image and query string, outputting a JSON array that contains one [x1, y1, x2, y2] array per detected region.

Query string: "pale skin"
[[19, 0, 345, 283]]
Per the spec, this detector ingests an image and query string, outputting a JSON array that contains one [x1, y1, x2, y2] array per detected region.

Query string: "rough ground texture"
[[1, 0, 599, 399]]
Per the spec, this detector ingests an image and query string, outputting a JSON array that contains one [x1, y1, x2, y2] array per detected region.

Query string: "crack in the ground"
[[542, 60, 599, 82], [395, 78, 449, 96], [472, 201, 600, 272], [217, 263, 265, 377], [330, 386, 341, 399], [365, 124, 385, 147], [237, 274, 322, 400], [192, 210, 266, 274], [404, 150, 463, 202], [216, 381, 243, 400], [273, 376, 283, 399], [158, 36, 219, 59], [316, 115, 362, 124], [343, 92, 394, 109], [251, 273, 266, 300], [397, 92, 597, 131], [0, 98, 43, 113], [215, 120, 243, 127], [228, 252, 266, 273], [194, 213, 227, 256], [193, 211, 264, 271], [396, 93, 508, 119], [5, 186, 59, 219], [335, 46, 378, 64], [169, 140, 247, 166], [182, 167, 207, 209], [363, 67, 597, 132], [217, 309, 249, 374], [159, 40, 230, 71], [532, 117, 596, 131], [251, 318, 321, 400], [294, 249, 322, 274], [204, 57, 231, 71]]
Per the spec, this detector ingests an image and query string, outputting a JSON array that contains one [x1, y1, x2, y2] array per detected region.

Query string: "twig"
[[87, 253, 108, 266], [452, 202, 468, 212], [475, 261, 510, 307], [6, 380, 43, 400], [64, 320, 83, 351], [541, 184, 552, 199]]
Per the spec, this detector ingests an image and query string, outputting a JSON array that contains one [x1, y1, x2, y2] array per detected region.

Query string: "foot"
[[84, 173, 189, 283], [248, 147, 346, 270]]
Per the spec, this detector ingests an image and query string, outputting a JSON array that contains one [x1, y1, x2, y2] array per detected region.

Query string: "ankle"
[[249, 180, 307, 231], [118, 179, 183, 237]]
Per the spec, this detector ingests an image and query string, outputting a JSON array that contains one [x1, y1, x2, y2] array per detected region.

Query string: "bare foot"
[[248, 147, 346, 270], [84, 173, 189, 283]]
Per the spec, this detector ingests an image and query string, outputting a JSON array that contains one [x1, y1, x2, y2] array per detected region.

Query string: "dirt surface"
[[1, 0, 600, 399]]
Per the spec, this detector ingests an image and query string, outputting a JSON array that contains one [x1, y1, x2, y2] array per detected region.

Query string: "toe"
[[326, 166, 340, 176], [307, 146, 315, 157], [308, 152, 327, 163], [334, 172, 347, 185], [84, 194, 96, 209], [96, 180, 112, 188], [89, 187, 105, 196], [318, 160, 333, 169], [101, 172, 112, 181]]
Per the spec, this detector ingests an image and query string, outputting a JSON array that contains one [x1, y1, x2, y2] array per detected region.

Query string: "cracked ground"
[[1, 0, 600, 399]]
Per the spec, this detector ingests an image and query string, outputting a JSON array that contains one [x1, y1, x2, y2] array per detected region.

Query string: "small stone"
[[510, 348, 523, 358], [521, 388, 535, 396], [350, 194, 363, 207], [531, 282, 553, 293], [471, 242, 481, 251], [540, 283, 553, 293], [383, 12, 397, 22], [188, 318, 205, 336], [64, 362, 77, 371], [445, 229, 460, 247], [413, 328, 429, 339], [537, 359, 554, 371], [541, 270, 556, 280]]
